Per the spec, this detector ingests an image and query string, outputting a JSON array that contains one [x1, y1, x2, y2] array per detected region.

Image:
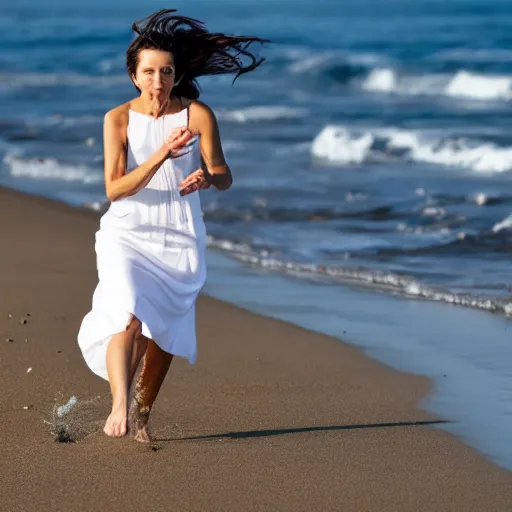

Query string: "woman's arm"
[[190, 101, 233, 191], [103, 107, 191, 202]]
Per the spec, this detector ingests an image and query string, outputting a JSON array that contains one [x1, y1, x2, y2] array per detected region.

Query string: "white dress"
[[78, 108, 207, 380]]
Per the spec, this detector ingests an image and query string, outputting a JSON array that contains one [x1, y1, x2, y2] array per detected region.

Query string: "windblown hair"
[[126, 9, 267, 99]]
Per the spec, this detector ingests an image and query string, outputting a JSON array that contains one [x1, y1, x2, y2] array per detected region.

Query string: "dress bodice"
[[102, 107, 205, 241]]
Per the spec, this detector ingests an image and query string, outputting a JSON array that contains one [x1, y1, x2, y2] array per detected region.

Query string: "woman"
[[77, 9, 265, 442]]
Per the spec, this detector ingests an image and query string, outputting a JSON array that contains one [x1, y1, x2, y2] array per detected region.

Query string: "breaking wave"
[[493, 214, 512, 233], [361, 68, 512, 101], [281, 49, 512, 102], [3, 154, 103, 184], [311, 125, 512, 172], [206, 235, 512, 316]]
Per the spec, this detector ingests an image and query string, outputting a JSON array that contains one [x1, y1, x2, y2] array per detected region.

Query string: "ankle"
[[129, 398, 151, 430], [111, 395, 128, 412]]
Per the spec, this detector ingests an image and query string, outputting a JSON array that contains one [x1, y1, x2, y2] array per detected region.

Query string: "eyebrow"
[[141, 65, 174, 70]]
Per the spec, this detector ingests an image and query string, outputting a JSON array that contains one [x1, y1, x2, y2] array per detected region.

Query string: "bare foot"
[[104, 404, 127, 437]]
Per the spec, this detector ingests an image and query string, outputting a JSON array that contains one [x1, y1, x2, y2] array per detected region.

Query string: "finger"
[[188, 177, 208, 191], [195, 174, 205, 186], [179, 174, 195, 187], [179, 180, 197, 192], [196, 173, 211, 188], [179, 183, 199, 196], [169, 126, 189, 141], [177, 131, 192, 145], [170, 126, 187, 137], [180, 170, 202, 183], [167, 129, 189, 146], [169, 131, 192, 150], [179, 176, 201, 192], [166, 131, 185, 147], [179, 171, 202, 189], [187, 169, 203, 179], [188, 170, 202, 179]]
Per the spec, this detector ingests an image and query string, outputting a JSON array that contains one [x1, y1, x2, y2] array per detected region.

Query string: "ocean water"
[[2, 0, 512, 468], [3, 0, 512, 313]]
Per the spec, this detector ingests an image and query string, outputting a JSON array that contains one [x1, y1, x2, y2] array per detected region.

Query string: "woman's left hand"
[[179, 168, 212, 196]]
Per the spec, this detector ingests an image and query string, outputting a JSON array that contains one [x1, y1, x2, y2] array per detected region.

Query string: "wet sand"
[[0, 186, 511, 511]]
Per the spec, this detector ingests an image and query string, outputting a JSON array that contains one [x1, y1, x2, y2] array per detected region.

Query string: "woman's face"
[[133, 49, 176, 100]]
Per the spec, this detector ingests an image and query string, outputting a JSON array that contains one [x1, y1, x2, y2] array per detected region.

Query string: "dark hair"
[[126, 9, 267, 99]]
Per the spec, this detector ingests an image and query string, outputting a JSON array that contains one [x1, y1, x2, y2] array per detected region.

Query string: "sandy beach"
[[0, 185, 511, 511]]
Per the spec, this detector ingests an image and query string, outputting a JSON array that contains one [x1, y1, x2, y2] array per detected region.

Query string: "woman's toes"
[[104, 410, 128, 437], [118, 418, 127, 437]]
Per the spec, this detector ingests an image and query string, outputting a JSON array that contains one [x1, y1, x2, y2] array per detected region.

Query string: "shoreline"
[[1, 185, 511, 510], [204, 248, 512, 471]]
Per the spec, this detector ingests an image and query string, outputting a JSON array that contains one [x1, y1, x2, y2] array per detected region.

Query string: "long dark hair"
[[126, 9, 267, 99]]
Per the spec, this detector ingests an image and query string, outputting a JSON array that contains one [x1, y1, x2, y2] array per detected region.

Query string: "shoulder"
[[104, 102, 130, 128], [187, 100, 217, 132], [189, 100, 216, 120]]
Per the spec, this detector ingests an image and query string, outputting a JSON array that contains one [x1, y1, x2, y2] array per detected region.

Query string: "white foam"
[[475, 193, 488, 206], [207, 235, 511, 315], [85, 201, 105, 212], [361, 68, 396, 92], [311, 125, 374, 165], [4, 154, 103, 184], [216, 106, 306, 123], [446, 71, 512, 101], [360, 68, 512, 102], [492, 214, 512, 233], [206, 235, 252, 254], [411, 138, 512, 172], [311, 124, 512, 173], [361, 68, 447, 96]]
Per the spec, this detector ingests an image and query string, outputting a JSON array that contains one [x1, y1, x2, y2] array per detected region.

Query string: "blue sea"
[[2, 0, 512, 469]]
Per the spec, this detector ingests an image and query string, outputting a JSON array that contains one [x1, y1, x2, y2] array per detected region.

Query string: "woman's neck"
[[133, 95, 182, 118]]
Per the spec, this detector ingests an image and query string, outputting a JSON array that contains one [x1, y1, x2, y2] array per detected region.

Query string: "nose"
[[153, 73, 164, 90]]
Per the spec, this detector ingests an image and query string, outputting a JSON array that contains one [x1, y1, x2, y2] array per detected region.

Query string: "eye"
[[162, 67, 175, 76], [144, 70, 153, 75]]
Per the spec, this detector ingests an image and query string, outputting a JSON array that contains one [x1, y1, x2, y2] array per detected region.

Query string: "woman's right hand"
[[163, 127, 192, 158]]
